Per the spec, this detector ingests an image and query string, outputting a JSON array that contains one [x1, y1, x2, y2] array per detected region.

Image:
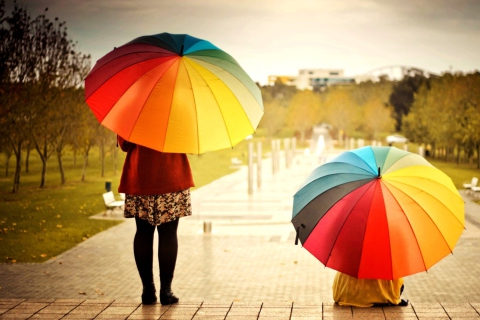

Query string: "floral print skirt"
[[124, 189, 192, 226]]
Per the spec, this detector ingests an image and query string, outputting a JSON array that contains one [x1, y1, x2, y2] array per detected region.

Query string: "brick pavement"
[[1, 149, 480, 319], [1, 299, 480, 319]]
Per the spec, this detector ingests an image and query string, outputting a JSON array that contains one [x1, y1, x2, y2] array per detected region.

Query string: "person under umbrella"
[[332, 272, 408, 307], [118, 136, 194, 305], [292, 146, 464, 306]]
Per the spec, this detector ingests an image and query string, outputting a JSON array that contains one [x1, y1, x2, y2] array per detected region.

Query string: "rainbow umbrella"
[[85, 33, 263, 154], [292, 146, 465, 280]]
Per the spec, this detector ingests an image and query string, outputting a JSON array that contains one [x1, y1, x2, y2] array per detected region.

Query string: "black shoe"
[[141, 287, 157, 305], [398, 299, 409, 306], [160, 289, 179, 305]]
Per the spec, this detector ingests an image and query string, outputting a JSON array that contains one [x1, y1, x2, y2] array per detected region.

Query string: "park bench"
[[463, 177, 478, 195], [102, 191, 125, 215]]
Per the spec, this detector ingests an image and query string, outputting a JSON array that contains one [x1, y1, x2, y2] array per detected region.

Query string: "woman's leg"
[[134, 217, 157, 304], [157, 218, 179, 304]]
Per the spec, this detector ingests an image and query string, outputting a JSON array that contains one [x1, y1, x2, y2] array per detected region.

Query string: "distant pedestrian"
[[332, 272, 408, 307], [118, 136, 195, 305]]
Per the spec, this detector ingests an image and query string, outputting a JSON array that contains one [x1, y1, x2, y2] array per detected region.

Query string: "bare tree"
[[0, 2, 35, 193]]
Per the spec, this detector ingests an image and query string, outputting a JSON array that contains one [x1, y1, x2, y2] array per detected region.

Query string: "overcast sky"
[[5, 0, 480, 84]]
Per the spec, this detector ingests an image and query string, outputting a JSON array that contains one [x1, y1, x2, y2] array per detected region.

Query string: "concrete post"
[[248, 142, 254, 195], [349, 138, 355, 149], [284, 138, 291, 169], [291, 137, 297, 162], [257, 142, 262, 189], [276, 139, 281, 172], [418, 145, 425, 157], [271, 139, 276, 175]]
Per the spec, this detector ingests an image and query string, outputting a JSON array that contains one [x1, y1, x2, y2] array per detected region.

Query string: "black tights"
[[133, 217, 179, 287]]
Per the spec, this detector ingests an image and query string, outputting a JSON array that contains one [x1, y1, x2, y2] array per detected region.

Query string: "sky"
[[5, 0, 480, 85]]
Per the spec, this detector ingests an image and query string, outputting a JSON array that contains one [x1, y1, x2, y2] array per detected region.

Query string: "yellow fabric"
[[332, 272, 404, 307]]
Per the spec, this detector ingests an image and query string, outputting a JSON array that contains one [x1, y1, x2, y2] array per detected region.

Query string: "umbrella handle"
[[295, 224, 305, 245]]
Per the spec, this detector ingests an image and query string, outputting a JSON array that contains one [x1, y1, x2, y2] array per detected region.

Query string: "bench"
[[102, 191, 125, 215], [463, 177, 478, 195]]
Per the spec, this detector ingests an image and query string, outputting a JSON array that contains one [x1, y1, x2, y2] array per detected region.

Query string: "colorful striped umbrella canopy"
[[85, 33, 264, 154], [292, 146, 465, 280]]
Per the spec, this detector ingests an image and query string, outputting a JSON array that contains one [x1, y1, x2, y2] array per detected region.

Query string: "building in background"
[[268, 66, 433, 90], [296, 69, 355, 90], [268, 69, 368, 90]]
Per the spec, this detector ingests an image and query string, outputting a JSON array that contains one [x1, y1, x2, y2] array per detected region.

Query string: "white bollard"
[[257, 142, 262, 189], [248, 142, 254, 195], [203, 221, 212, 234]]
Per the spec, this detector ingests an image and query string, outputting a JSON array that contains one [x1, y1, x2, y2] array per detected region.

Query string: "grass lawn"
[[427, 158, 480, 189], [0, 138, 269, 263]]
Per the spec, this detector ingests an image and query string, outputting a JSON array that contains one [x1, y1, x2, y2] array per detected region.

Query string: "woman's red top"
[[118, 136, 195, 195]]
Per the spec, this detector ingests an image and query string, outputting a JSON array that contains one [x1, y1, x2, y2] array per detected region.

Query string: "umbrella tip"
[[377, 167, 381, 178], [180, 44, 184, 56]]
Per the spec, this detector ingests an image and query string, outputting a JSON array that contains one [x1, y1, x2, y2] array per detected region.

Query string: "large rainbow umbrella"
[[85, 33, 264, 154], [292, 146, 465, 280]]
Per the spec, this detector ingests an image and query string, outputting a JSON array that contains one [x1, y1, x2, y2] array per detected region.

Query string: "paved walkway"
[[1, 149, 480, 319], [1, 299, 480, 319]]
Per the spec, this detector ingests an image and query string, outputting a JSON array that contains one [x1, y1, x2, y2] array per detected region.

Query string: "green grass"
[[427, 158, 480, 189], [0, 138, 269, 263]]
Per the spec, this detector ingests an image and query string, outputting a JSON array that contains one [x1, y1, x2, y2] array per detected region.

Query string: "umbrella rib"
[[385, 178, 465, 233], [131, 60, 179, 146], [376, 181, 420, 278], [181, 58, 201, 154], [324, 181, 375, 273], [183, 58, 245, 150], [297, 171, 376, 195], [382, 181, 430, 274], [189, 57, 261, 129], [85, 55, 169, 101], [383, 180, 458, 262]]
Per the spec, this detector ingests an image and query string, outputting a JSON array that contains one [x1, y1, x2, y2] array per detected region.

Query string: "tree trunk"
[[40, 157, 47, 188], [34, 139, 48, 188], [477, 144, 480, 170], [299, 130, 306, 145], [25, 145, 30, 173], [4, 149, 12, 177], [57, 149, 66, 185], [100, 139, 105, 178], [11, 141, 22, 194], [81, 152, 88, 181], [81, 147, 90, 181], [113, 145, 118, 176]]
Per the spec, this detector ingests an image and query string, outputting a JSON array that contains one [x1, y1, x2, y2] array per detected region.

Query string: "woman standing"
[[118, 136, 194, 305]]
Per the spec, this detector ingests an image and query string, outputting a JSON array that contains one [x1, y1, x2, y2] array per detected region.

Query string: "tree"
[[27, 9, 91, 187], [323, 87, 360, 139], [75, 104, 100, 181], [257, 100, 287, 137], [1, 2, 91, 191], [389, 72, 427, 131], [96, 127, 116, 178], [0, 2, 35, 193], [286, 90, 321, 143], [362, 96, 395, 141]]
